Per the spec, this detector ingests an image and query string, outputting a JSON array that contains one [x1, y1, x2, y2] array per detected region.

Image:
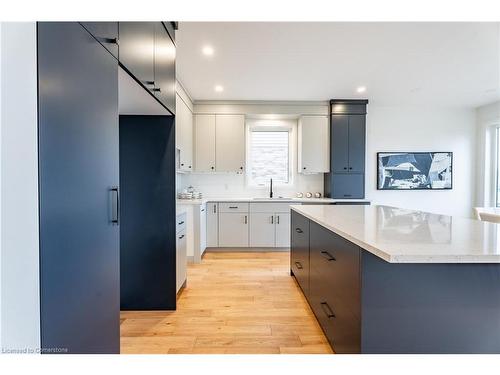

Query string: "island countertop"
[[290, 204, 500, 263]]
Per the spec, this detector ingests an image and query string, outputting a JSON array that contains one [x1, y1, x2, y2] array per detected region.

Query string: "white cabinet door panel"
[[218, 212, 248, 247], [176, 229, 187, 292], [249, 213, 275, 247], [215, 114, 245, 173], [206, 202, 218, 247], [298, 116, 329, 173], [194, 114, 216, 172], [275, 213, 291, 248], [199, 204, 207, 257]]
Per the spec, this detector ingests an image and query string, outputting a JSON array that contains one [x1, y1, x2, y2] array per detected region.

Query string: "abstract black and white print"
[[377, 152, 452, 190]]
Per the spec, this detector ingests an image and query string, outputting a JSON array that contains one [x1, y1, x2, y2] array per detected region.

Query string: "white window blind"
[[249, 131, 290, 185]]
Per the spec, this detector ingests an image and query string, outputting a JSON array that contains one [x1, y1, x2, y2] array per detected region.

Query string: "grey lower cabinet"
[[291, 210, 500, 354]]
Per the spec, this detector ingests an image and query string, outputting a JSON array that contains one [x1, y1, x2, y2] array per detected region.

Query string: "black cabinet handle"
[[178, 234, 185, 240], [110, 186, 119, 225], [213, 204, 217, 214], [320, 250, 336, 261], [211, 166, 215, 170], [271, 215, 274, 224], [303, 167, 306, 170], [181, 163, 184, 166], [143, 80, 155, 86], [343, 167, 347, 170], [201, 209, 205, 212], [343, 194, 352, 197], [240, 166, 243, 170], [349, 167, 353, 170], [99, 37, 119, 45], [189, 166, 192, 169], [295, 228, 303, 233], [152, 88, 161, 93], [178, 221, 184, 225], [320, 302, 336, 319], [244, 215, 248, 224], [276, 215, 280, 224], [295, 261, 303, 270], [229, 206, 238, 209]]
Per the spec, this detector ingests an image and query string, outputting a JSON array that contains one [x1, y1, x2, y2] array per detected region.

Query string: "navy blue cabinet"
[[325, 100, 368, 199], [290, 211, 310, 296], [80, 22, 119, 59], [38, 22, 120, 353]]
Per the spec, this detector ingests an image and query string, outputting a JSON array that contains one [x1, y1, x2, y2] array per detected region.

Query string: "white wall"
[[474, 101, 500, 207], [366, 105, 476, 217], [0, 22, 40, 352]]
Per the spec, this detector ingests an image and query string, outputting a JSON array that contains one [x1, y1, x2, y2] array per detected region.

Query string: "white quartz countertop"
[[176, 197, 370, 205], [291, 204, 500, 264]]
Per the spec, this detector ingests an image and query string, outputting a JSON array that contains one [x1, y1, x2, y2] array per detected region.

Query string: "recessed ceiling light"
[[214, 85, 224, 92], [356, 86, 367, 93], [202, 45, 214, 56]]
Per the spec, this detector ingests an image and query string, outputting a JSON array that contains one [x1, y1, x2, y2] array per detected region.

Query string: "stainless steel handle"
[[295, 261, 303, 270], [320, 302, 336, 318], [320, 250, 336, 261], [110, 186, 119, 225]]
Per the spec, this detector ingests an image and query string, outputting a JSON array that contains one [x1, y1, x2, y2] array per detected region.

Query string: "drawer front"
[[291, 211, 310, 295], [176, 213, 186, 234], [310, 221, 361, 318], [250, 202, 297, 213], [219, 202, 249, 213]]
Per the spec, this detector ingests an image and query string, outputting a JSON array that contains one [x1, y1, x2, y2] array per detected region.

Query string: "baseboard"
[[205, 247, 290, 252]]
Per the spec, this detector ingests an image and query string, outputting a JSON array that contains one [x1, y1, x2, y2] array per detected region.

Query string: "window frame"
[[246, 122, 294, 188]]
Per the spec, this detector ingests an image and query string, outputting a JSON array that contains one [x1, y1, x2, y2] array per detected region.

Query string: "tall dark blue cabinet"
[[119, 115, 176, 310], [324, 99, 368, 199], [38, 22, 120, 353]]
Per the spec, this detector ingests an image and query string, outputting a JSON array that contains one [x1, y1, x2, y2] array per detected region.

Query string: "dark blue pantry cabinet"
[[291, 210, 500, 354], [38, 21, 177, 354], [324, 99, 368, 199]]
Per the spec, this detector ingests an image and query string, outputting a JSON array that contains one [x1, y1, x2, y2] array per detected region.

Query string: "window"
[[248, 130, 290, 186], [496, 127, 500, 207]]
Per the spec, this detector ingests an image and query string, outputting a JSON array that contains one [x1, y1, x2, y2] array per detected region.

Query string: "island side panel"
[[360, 251, 500, 353]]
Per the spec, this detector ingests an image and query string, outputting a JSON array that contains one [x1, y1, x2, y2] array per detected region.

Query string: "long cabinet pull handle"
[[244, 215, 248, 224], [320, 302, 336, 319], [320, 250, 336, 261], [110, 186, 119, 225], [295, 228, 303, 233], [271, 216, 274, 224], [213, 205, 217, 214], [229, 206, 238, 209], [295, 261, 303, 270], [277, 215, 280, 224]]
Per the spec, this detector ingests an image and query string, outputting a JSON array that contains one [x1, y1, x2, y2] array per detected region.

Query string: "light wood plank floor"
[[120, 251, 333, 354]]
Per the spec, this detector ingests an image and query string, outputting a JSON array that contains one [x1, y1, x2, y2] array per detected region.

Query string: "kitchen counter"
[[291, 204, 500, 263], [290, 204, 500, 353], [176, 197, 370, 205]]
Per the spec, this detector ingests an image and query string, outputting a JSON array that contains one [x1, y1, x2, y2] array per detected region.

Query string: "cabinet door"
[[331, 114, 349, 173], [194, 114, 216, 172], [275, 213, 291, 247], [298, 116, 329, 173], [119, 22, 155, 87], [176, 229, 187, 293], [291, 211, 310, 296], [206, 203, 219, 247], [249, 213, 275, 247], [218, 213, 249, 247], [154, 22, 176, 114], [215, 114, 245, 172], [38, 22, 120, 353], [332, 174, 364, 199], [176, 94, 193, 171], [199, 205, 207, 257], [80, 22, 119, 58], [347, 115, 365, 173]]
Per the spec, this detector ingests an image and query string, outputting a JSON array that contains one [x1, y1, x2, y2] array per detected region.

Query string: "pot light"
[[356, 86, 367, 93], [202, 45, 214, 56], [214, 85, 224, 92]]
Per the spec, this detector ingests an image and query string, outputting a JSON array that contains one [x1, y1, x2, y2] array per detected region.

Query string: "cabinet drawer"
[[309, 221, 361, 319], [219, 202, 249, 213], [291, 211, 310, 295], [250, 202, 296, 213], [176, 213, 186, 234]]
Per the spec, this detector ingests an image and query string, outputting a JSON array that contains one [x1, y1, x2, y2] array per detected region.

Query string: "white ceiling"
[[176, 22, 500, 108]]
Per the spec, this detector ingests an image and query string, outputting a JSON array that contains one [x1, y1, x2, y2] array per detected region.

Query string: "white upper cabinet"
[[175, 93, 193, 171], [194, 114, 245, 173], [298, 115, 330, 173], [215, 114, 245, 173], [194, 114, 216, 172]]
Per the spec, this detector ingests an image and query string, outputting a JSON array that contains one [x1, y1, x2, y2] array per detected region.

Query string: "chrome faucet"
[[269, 178, 273, 199]]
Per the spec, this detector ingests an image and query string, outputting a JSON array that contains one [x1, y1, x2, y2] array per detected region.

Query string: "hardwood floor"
[[120, 251, 333, 354]]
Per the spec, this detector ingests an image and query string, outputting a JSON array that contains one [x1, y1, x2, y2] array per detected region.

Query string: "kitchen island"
[[290, 204, 500, 354]]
